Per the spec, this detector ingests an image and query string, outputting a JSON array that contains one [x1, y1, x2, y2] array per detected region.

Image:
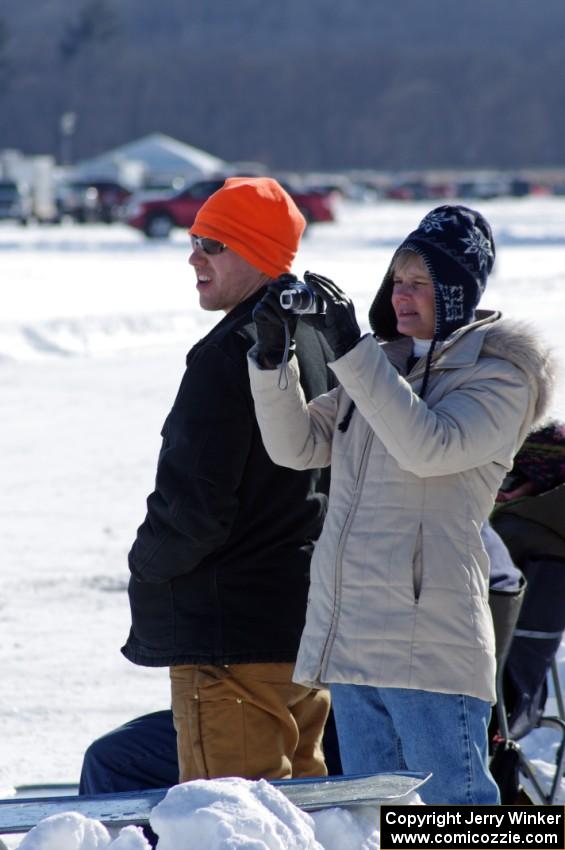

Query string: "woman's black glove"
[[304, 271, 361, 359], [252, 275, 298, 367]]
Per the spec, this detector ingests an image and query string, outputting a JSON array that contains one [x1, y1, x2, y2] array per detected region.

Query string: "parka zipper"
[[412, 524, 423, 603], [317, 428, 374, 681]]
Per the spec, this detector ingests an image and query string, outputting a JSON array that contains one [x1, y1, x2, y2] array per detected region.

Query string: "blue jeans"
[[330, 684, 500, 805], [79, 710, 179, 795]]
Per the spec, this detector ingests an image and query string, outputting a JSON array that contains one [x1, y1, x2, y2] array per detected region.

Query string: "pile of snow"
[[310, 806, 383, 850], [150, 778, 324, 849], [18, 814, 149, 849], [12, 777, 401, 850]]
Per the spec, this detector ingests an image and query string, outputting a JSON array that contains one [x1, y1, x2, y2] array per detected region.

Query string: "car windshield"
[[180, 180, 224, 199], [0, 181, 18, 194]]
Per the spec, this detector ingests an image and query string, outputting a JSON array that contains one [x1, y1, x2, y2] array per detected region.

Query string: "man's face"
[[189, 240, 269, 313]]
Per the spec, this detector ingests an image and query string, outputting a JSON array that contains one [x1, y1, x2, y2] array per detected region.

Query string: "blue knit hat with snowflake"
[[369, 204, 496, 341]]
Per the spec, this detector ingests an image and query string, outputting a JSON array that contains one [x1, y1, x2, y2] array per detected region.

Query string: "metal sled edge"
[[0, 771, 429, 834]]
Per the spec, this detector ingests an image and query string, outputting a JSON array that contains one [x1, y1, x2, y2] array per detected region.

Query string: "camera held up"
[[279, 281, 326, 315]]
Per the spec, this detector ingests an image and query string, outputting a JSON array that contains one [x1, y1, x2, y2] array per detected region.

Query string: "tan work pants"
[[170, 662, 330, 782]]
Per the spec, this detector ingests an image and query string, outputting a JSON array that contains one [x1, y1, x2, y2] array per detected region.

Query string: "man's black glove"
[[252, 275, 299, 367], [304, 271, 361, 359]]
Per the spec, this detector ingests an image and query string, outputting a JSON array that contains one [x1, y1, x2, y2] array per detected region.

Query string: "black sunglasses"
[[190, 234, 227, 255]]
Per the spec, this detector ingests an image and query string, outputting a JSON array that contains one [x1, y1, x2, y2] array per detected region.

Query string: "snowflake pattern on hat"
[[436, 282, 465, 322], [418, 210, 455, 233], [461, 227, 495, 272]]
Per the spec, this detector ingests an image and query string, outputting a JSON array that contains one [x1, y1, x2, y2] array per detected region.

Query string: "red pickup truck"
[[124, 178, 336, 238]]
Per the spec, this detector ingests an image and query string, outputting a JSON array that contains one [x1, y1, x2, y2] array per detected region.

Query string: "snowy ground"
[[1, 198, 564, 845]]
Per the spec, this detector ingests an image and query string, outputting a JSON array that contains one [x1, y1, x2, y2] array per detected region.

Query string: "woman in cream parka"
[[248, 206, 555, 804]]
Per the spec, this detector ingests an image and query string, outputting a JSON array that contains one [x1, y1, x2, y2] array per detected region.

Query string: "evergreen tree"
[[59, 0, 120, 63], [0, 17, 10, 96]]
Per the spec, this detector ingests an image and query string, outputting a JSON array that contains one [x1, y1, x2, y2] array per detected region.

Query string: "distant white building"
[[0, 149, 59, 221], [69, 133, 229, 188]]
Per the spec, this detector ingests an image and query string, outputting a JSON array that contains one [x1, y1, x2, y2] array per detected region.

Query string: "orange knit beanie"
[[190, 177, 306, 278]]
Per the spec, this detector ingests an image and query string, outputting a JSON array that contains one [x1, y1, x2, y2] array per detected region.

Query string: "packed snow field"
[[1, 198, 564, 848]]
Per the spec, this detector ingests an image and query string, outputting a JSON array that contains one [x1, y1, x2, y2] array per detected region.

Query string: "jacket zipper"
[[318, 428, 374, 681], [412, 524, 423, 603]]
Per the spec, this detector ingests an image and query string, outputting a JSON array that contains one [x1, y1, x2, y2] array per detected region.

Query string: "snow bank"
[[311, 806, 380, 850], [101, 827, 151, 850], [17, 812, 150, 849], [0, 312, 200, 360], [150, 778, 324, 850]]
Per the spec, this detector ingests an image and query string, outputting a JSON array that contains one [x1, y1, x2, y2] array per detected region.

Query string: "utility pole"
[[59, 112, 77, 165]]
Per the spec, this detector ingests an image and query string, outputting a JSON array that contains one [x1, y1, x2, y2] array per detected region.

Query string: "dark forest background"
[[1, 0, 565, 171]]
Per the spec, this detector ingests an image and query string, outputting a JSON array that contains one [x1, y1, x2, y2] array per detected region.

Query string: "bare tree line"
[[1, 0, 565, 171]]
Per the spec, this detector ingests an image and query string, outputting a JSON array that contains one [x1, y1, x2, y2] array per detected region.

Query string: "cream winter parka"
[[248, 311, 554, 704]]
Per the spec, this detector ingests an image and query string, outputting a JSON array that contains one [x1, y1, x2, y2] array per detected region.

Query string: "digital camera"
[[279, 282, 326, 315]]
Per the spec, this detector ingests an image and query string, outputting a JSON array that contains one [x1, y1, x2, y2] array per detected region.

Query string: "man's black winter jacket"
[[122, 289, 334, 667]]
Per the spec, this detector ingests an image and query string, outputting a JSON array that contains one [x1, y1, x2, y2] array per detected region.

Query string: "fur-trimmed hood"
[[448, 310, 557, 425], [479, 317, 556, 425], [386, 309, 557, 428]]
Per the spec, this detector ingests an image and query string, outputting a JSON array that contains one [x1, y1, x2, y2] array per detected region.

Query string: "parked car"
[[0, 180, 32, 225], [57, 180, 132, 223], [124, 178, 336, 239]]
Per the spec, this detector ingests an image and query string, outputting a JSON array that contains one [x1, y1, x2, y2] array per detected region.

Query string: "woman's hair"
[[391, 248, 425, 274]]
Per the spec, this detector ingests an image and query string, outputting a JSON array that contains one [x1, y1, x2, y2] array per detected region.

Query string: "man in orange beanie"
[[120, 177, 335, 784]]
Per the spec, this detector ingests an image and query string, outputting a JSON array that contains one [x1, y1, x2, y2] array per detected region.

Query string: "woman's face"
[[391, 253, 436, 339]]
